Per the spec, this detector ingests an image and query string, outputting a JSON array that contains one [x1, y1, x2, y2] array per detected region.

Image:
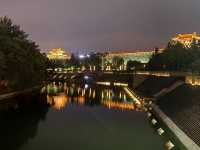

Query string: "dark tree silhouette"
[[127, 60, 143, 71], [0, 16, 48, 89], [147, 41, 200, 72]]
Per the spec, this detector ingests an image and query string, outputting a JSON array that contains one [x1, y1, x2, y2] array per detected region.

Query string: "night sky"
[[1, 0, 200, 52]]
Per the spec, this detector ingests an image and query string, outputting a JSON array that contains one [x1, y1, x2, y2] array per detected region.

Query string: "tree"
[[69, 53, 80, 68], [87, 53, 103, 70], [147, 42, 200, 71], [0, 16, 48, 89], [68, 52, 104, 71], [127, 60, 143, 71], [0, 51, 6, 79], [112, 56, 124, 70], [189, 59, 200, 73]]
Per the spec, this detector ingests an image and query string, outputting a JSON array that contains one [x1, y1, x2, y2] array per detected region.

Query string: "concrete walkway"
[[152, 104, 200, 150]]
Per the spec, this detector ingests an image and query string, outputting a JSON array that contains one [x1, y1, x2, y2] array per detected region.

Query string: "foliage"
[[126, 60, 144, 71], [85, 53, 103, 70], [112, 56, 124, 70], [147, 42, 200, 72], [68, 54, 80, 68], [0, 16, 48, 89], [0, 50, 6, 78], [190, 59, 200, 73], [67, 52, 103, 71], [49, 59, 66, 69]]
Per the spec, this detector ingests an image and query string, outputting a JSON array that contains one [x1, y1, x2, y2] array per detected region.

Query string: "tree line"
[[0, 16, 49, 90], [147, 41, 200, 72], [49, 52, 145, 72], [62, 41, 200, 73]]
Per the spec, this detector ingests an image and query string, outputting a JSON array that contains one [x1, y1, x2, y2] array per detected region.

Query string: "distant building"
[[171, 32, 200, 48], [102, 49, 164, 71], [47, 48, 71, 60], [105, 49, 159, 64]]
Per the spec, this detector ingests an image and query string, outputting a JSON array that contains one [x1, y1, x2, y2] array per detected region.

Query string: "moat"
[[0, 82, 164, 150]]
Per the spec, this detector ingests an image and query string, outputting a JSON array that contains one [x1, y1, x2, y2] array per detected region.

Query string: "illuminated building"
[[103, 49, 163, 70], [47, 48, 71, 60], [171, 32, 200, 48], [105, 49, 162, 64]]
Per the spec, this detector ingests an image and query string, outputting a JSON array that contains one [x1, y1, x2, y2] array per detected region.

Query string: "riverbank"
[[0, 86, 43, 101]]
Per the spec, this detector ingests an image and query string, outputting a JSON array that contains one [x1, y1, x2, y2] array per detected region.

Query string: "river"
[[0, 82, 164, 150]]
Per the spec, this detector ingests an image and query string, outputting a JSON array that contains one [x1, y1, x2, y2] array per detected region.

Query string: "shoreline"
[[0, 85, 43, 101]]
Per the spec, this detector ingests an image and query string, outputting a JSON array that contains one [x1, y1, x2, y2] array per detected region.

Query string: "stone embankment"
[[151, 104, 200, 150]]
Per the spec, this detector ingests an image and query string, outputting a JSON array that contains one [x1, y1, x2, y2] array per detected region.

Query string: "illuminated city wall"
[[105, 50, 155, 64]]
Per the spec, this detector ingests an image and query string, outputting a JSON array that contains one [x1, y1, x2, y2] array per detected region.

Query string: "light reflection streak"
[[46, 83, 138, 111], [102, 100, 135, 110], [47, 93, 68, 110], [77, 96, 85, 105], [89, 88, 92, 97], [93, 90, 96, 98]]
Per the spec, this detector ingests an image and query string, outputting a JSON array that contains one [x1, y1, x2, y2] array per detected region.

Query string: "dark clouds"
[[1, 0, 200, 52]]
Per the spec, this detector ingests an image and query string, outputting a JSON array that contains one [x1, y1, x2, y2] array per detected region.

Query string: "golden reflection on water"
[[47, 93, 69, 110], [102, 100, 135, 110], [46, 83, 138, 111], [77, 96, 85, 105]]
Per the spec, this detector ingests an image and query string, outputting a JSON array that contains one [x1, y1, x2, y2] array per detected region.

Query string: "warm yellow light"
[[102, 100, 135, 110], [47, 48, 71, 60], [47, 93, 68, 110]]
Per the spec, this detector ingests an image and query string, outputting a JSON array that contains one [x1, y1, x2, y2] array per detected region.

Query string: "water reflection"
[[0, 83, 163, 150], [0, 94, 49, 150], [45, 82, 137, 111], [47, 93, 68, 110]]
